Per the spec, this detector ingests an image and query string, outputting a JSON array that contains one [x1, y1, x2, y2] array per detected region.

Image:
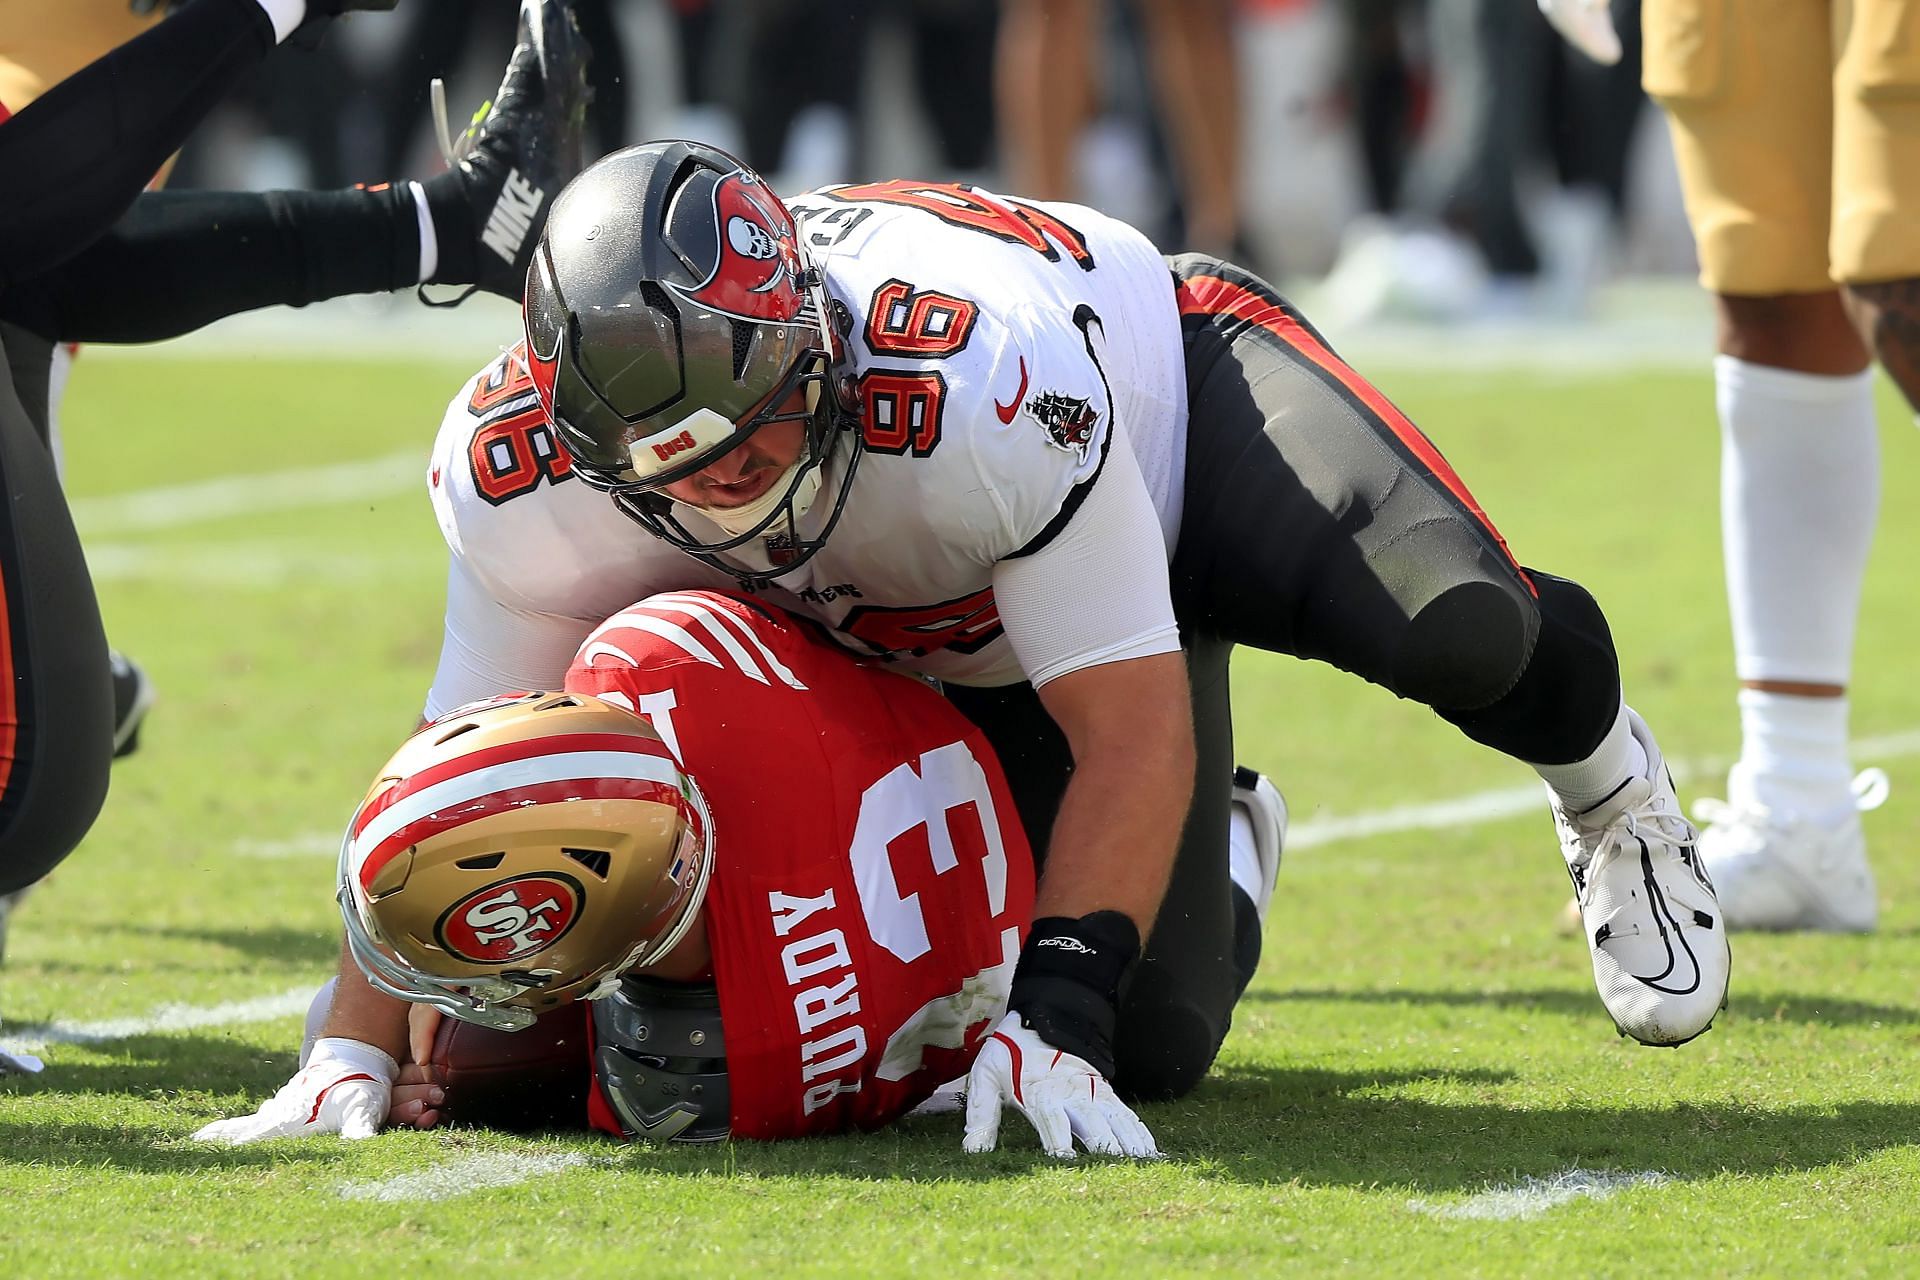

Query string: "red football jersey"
[[565, 589, 1035, 1140]]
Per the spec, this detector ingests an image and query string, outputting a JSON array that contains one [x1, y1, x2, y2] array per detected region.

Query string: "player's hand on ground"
[[1538, 0, 1622, 64], [387, 1061, 448, 1130], [191, 1038, 397, 1144], [962, 1013, 1159, 1159]]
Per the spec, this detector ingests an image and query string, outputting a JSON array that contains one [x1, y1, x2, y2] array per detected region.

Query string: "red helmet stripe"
[[354, 772, 688, 892], [351, 731, 680, 841]]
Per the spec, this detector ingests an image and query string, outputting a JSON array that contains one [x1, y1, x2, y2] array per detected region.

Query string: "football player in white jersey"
[[422, 141, 1730, 1154]]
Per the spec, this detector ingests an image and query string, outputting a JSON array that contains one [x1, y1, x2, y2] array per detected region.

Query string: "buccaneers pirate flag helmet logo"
[[668, 169, 809, 325]]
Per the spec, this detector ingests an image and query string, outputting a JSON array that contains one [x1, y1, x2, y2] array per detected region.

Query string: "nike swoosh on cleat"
[[1626, 839, 1703, 996], [993, 356, 1030, 425]]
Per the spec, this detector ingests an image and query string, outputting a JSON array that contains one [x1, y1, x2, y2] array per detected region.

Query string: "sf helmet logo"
[[670, 171, 806, 325], [436, 874, 583, 963]]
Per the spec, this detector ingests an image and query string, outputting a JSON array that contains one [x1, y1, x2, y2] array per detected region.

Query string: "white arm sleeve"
[[992, 426, 1181, 689], [423, 556, 600, 720]]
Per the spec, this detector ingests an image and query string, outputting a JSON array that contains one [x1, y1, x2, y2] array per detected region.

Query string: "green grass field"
[[5, 340, 1920, 1277]]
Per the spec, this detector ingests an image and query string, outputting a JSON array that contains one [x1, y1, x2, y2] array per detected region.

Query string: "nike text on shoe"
[[110, 650, 157, 760], [425, 0, 590, 304], [1551, 710, 1731, 1047], [1231, 766, 1288, 925], [1692, 766, 1887, 933]]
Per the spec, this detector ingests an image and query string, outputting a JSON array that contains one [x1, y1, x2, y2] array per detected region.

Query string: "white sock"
[[1735, 688, 1854, 814], [253, 0, 307, 43], [1535, 701, 1647, 814], [299, 976, 339, 1067], [409, 181, 438, 284], [1716, 355, 1878, 686], [1227, 803, 1261, 902]]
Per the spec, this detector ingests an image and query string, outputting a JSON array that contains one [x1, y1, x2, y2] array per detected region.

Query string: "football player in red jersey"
[[196, 591, 1270, 1154]]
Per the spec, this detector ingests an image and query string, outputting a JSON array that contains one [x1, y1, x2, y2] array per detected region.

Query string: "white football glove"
[[0, 1048, 43, 1075], [1538, 0, 1622, 65], [962, 1013, 1159, 1159], [192, 1037, 398, 1144]]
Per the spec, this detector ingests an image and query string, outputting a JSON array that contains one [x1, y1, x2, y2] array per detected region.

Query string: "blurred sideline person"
[[195, 590, 1287, 1156], [1323, 0, 1644, 326], [996, 0, 1242, 255], [419, 139, 1731, 1161], [0, 0, 587, 965], [1544, 0, 1920, 932]]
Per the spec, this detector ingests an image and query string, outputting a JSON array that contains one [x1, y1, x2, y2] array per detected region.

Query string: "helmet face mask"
[[337, 692, 715, 1033], [607, 348, 864, 569], [522, 141, 864, 584]]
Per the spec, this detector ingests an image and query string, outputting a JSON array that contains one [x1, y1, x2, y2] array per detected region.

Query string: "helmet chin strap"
[[691, 460, 824, 537]]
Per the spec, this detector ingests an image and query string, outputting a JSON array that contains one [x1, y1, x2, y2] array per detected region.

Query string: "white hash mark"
[[1407, 1169, 1668, 1221], [338, 1153, 592, 1202]]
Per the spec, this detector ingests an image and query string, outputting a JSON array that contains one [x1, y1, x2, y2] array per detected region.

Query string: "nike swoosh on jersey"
[[993, 356, 1030, 425]]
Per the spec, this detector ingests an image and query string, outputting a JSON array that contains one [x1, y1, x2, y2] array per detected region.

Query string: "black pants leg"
[[1167, 255, 1620, 761], [0, 342, 111, 896], [0, 186, 422, 344], [945, 635, 1240, 1103]]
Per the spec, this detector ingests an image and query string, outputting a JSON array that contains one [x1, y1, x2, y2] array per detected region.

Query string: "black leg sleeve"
[[1109, 636, 1239, 1102], [0, 0, 276, 287], [0, 344, 112, 895], [945, 636, 1244, 1103], [1438, 569, 1623, 765], [0, 185, 421, 344]]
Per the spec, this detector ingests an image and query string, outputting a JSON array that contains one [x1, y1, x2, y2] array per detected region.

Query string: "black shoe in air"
[[110, 650, 157, 760], [426, 0, 592, 305]]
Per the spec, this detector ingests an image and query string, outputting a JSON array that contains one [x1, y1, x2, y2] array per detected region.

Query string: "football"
[[426, 1003, 593, 1132]]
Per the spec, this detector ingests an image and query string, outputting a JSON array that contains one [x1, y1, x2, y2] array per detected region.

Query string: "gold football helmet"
[[337, 691, 713, 1031]]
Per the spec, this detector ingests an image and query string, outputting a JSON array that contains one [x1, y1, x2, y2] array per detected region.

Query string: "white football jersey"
[[427, 185, 1190, 715]]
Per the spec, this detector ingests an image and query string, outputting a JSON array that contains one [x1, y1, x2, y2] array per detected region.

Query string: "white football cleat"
[[1551, 710, 1730, 1047], [1691, 766, 1887, 933], [1231, 767, 1288, 924]]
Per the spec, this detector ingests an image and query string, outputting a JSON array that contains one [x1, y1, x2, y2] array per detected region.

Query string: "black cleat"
[[110, 650, 156, 760], [423, 0, 591, 305]]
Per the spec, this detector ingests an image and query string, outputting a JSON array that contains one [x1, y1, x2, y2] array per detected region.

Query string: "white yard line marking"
[[0, 987, 314, 1055], [85, 542, 425, 586], [70, 451, 423, 536], [230, 729, 1920, 866], [1408, 1169, 1668, 1221], [1289, 726, 1920, 851], [338, 1153, 592, 1202]]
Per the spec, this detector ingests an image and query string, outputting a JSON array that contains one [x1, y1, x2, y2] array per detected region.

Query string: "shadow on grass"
[[474, 1062, 1920, 1194], [0, 1117, 351, 1173], [1245, 985, 1920, 1028], [98, 923, 338, 969], [7, 1042, 1914, 1193], [1145, 1063, 1920, 1190], [0, 1032, 295, 1104]]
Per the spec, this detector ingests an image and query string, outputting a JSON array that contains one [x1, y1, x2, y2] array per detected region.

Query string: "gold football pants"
[[1644, 0, 1920, 291]]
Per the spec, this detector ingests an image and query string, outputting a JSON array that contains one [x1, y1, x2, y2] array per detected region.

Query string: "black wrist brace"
[[1006, 910, 1141, 1079]]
